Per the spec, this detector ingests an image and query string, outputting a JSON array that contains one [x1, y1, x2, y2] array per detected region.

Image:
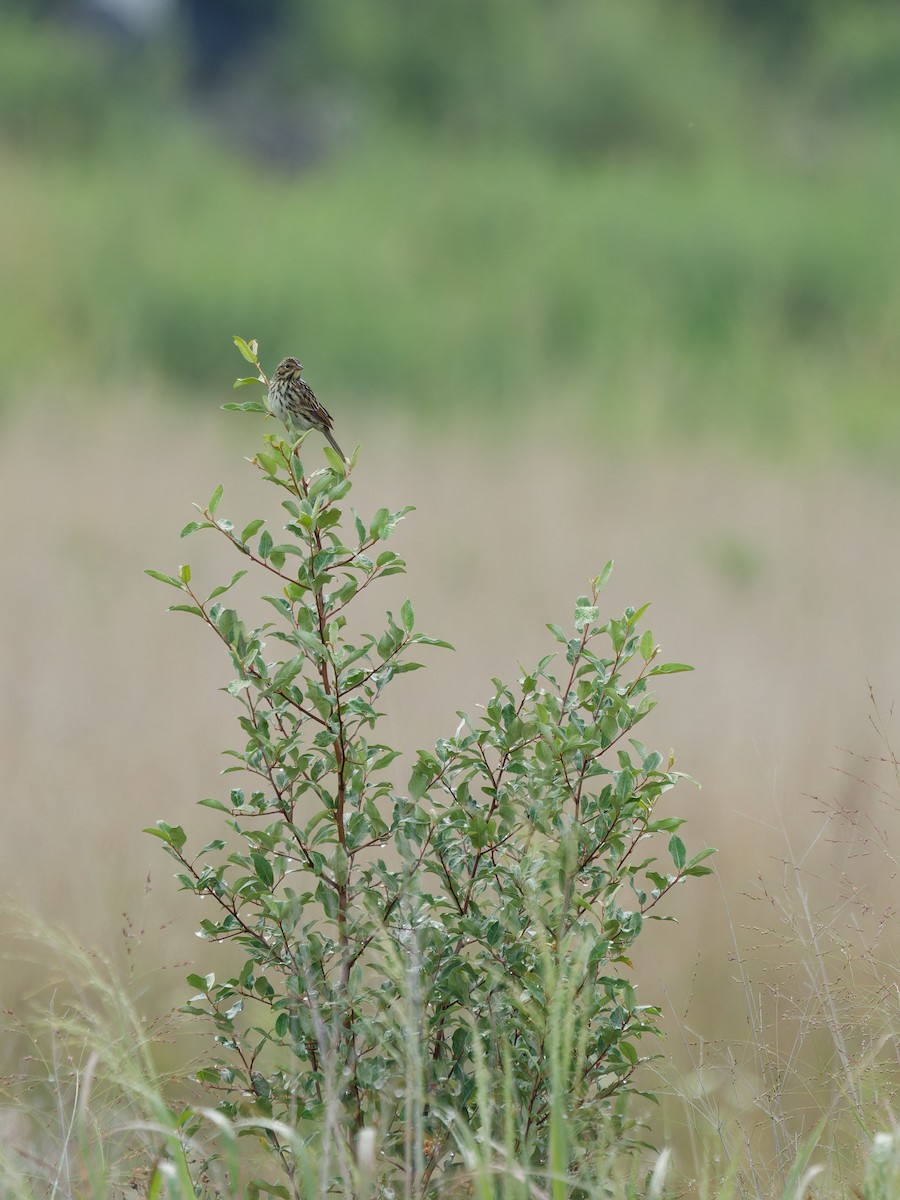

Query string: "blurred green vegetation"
[[3, 1, 900, 459]]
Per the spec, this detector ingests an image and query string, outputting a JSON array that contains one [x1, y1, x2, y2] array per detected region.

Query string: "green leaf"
[[208, 571, 248, 600], [619, 1040, 638, 1066], [595, 560, 614, 591], [144, 569, 185, 590], [240, 518, 265, 543], [180, 520, 211, 538], [369, 508, 390, 539], [323, 444, 345, 472], [145, 822, 187, 850], [639, 629, 654, 662], [413, 634, 454, 650], [272, 656, 304, 689], [294, 629, 326, 659], [208, 484, 224, 515], [390, 661, 423, 675], [688, 847, 717, 867], [179, 563, 191, 584], [649, 817, 685, 832], [233, 376, 260, 389], [631, 601, 651, 624], [400, 599, 415, 633], [258, 530, 273, 560], [222, 400, 268, 413], [409, 765, 430, 801], [167, 604, 203, 616], [668, 834, 686, 870], [251, 853, 275, 889], [574, 600, 599, 632], [198, 798, 230, 813], [647, 662, 694, 676], [233, 335, 257, 364]]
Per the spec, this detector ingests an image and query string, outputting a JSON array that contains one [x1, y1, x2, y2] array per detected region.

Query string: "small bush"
[[146, 339, 710, 1195]]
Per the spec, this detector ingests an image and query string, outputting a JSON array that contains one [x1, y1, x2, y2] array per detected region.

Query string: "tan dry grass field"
[[2, 398, 899, 1162]]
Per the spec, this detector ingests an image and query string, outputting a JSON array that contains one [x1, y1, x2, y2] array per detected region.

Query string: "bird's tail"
[[325, 429, 346, 461]]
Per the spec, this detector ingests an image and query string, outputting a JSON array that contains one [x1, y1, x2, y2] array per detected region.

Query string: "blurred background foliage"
[[3, 0, 900, 458]]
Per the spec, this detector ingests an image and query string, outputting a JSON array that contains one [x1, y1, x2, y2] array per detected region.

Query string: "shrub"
[[145, 339, 711, 1196]]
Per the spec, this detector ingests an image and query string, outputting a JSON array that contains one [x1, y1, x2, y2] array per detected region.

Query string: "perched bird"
[[267, 357, 345, 460]]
